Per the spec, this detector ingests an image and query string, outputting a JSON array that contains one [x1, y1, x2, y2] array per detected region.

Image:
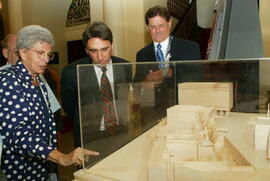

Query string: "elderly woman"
[[0, 25, 99, 180]]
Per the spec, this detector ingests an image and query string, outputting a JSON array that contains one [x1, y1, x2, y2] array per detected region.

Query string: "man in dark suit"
[[134, 5, 201, 82], [134, 5, 201, 120], [61, 21, 132, 147]]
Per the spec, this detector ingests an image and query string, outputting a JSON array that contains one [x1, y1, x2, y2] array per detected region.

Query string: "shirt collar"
[[154, 36, 170, 50], [94, 59, 112, 71], [93, 59, 113, 73]]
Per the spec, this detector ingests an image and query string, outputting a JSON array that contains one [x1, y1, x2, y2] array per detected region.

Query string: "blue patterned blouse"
[[0, 61, 57, 180]]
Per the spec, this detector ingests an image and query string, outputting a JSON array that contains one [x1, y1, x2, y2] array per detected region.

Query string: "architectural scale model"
[[148, 105, 257, 181], [74, 82, 270, 181]]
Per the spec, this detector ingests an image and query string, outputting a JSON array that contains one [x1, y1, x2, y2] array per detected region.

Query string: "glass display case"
[[74, 59, 270, 181]]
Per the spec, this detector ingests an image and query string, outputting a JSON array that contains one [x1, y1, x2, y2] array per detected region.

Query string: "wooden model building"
[[74, 105, 270, 181], [74, 82, 270, 181], [178, 82, 233, 113], [148, 105, 256, 181]]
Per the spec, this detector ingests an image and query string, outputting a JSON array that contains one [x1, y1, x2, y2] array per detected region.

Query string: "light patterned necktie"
[[100, 67, 117, 132], [156, 43, 165, 69]]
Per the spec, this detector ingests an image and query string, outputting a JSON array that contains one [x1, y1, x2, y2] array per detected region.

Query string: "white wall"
[[31, 0, 69, 73], [104, 0, 127, 59], [7, 0, 23, 33], [103, 0, 145, 62], [122, 0, 145, 62]]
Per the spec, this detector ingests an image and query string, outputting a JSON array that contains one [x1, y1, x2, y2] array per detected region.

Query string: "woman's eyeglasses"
[[26, 48, 55, 60]]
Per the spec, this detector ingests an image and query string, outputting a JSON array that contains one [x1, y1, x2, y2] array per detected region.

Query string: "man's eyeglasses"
[[26, 48, 55, 61]]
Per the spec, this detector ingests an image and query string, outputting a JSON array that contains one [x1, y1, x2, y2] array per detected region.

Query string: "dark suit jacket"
[[61, 56, 132, 146]]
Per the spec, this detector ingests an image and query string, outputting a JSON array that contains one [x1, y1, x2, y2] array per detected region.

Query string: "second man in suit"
[[61, 21, 132, 147]]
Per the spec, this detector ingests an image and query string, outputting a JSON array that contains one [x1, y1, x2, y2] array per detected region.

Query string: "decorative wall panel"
[[66, 0, 90, 27]]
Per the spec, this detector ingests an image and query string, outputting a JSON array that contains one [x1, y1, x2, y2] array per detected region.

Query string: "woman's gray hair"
[[16, 25, 55, 49]]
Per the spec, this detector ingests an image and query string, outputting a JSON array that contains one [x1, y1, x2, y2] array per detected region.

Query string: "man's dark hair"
[[82, 21, 113, 48], [145, 5, 171, 25]]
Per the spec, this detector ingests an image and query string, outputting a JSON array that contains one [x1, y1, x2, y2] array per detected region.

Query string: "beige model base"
[[74, 120, 158, 181], [74, 107, 270, 181]]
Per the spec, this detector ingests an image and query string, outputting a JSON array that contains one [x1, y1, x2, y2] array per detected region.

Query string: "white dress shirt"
[[154, 36, 170, 60]]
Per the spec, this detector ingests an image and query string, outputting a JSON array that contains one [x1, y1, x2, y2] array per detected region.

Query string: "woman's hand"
[[48, 147, 99, 166]]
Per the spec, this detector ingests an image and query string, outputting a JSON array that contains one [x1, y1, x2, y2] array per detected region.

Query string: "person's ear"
[[2, 48, 8, 59], [85, 48, 88, 55], [146, 25, 150, 32], [168, 18, 172, 29], [18, 48, 28, 60]]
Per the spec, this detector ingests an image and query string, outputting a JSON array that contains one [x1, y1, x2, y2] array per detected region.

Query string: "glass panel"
[[77, 58, 268, 170], [77, 61, 179, 168]]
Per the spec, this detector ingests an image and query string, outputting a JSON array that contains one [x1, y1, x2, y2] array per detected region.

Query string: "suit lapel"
[[112, 58, 125, 100], [169, 37, 176, 61], [88, 65, 100, 94], [149, 43, 156, 61]]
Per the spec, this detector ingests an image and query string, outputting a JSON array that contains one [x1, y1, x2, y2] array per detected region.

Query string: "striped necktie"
[[100, 67, 118, 132], [156, 43, 165, 69]]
